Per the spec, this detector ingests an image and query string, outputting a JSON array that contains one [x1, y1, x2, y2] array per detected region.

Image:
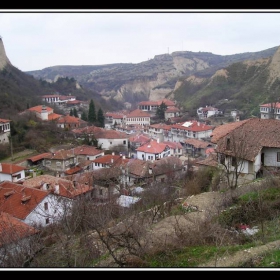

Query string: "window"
[[277, 152, 280, 162], [123, 140, 126, 145], [226, 138, 230, 150], [46, 218, 50, 224], [220, 154, 225, 165], [44, 202, 48, 210], [65, 161, 69, 166], [56, 162, 61, 166], [231, 157, 237, 167], [99, 189, 103, 195]]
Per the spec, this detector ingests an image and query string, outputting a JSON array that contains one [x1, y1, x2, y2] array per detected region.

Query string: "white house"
[[0, 163, 26, 183], [212, 118, 280, 184], [0, 118, 11, 144], [169, 120, 214, 144], [259, 102, 280, 119], [0, 181, 67, 227], [136, 138, 171, 161], [123, 109, 151, 127]]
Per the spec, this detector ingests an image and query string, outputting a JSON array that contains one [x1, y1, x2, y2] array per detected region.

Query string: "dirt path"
[[199, 239, 280, 267]]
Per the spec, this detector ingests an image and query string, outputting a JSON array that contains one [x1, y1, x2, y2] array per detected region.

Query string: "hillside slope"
[[26, 47, 278, 110]]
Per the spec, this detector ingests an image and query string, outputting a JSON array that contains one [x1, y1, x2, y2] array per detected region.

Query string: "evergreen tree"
[[156, 102, 167, 121], [97, 108, 105, 128], [73, 107, 78, 117], [88, 99, 96, 123], [81, 111, 88, 121], [69, 108, 74, 116]]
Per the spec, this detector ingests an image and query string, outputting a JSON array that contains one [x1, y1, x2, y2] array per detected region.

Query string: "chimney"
[[112, 152, 115, 156], [54, 184, 60, 194], [122, 155, 125, 159]]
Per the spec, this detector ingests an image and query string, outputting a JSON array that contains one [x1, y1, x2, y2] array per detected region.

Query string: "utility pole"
[[9, 135, 14, 161]]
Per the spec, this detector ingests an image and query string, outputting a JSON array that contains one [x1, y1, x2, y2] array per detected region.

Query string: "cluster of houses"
[[1, 97, 280, 257]]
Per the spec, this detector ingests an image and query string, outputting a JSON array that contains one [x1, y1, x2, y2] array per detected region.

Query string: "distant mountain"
[[173, 47, 280, 118], [1, 34, 280, 118], [26, 47, 279, 114]]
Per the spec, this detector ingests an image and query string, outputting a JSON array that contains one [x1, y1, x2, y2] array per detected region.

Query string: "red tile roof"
[[0, 118, 10, 123], [259, 102, 280, 109], [0, 212, 39, 247], [56, 115, 86, 124], [92, 154, 121, 165], [22, 174, 93, 199], [129, 134, 151, 144], [136, 139, 168, 154], [73, 145, 104, 156], [28, 105, 53, 113], [0, 181, 49, 220], [172, 121, 214, 132], [126, 109, 150, 118], [0, 163, 26, 174], [162, 141, 183, 149], [48, 113, 62, 120], [27, 153, 52, 163]]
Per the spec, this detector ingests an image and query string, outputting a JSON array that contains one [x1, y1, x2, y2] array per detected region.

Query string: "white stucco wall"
[[23, 195, 72, 227], [97, 138, 128, 150], [262, 147, 280, 167]]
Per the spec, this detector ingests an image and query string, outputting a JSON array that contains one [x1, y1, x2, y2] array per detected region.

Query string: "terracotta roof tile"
[[0, 212, 39, 247], [210, 119, 249, 144], [126, 109, 150, 117], [0, 181, 49, 220], [73, 145, 104, 156], [136, 139, 168, 153], [215, 118, 280, 161], [0, 163, 26, 174], [27, 153, 52, 162]]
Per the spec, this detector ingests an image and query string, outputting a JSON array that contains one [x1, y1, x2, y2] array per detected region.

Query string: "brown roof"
[[162, 141, 183, 149], [73, 145, 104, 156], [196, 153, 218, 167], [150, 156, 184, 175], [44, 149, 75, 160], [185, 138, 213, 149], [215, 118, 280, 161], [210, 119, 249, 144]]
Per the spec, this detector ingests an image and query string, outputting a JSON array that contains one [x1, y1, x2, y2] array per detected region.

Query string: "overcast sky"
[[1, 9, 280, 72]]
